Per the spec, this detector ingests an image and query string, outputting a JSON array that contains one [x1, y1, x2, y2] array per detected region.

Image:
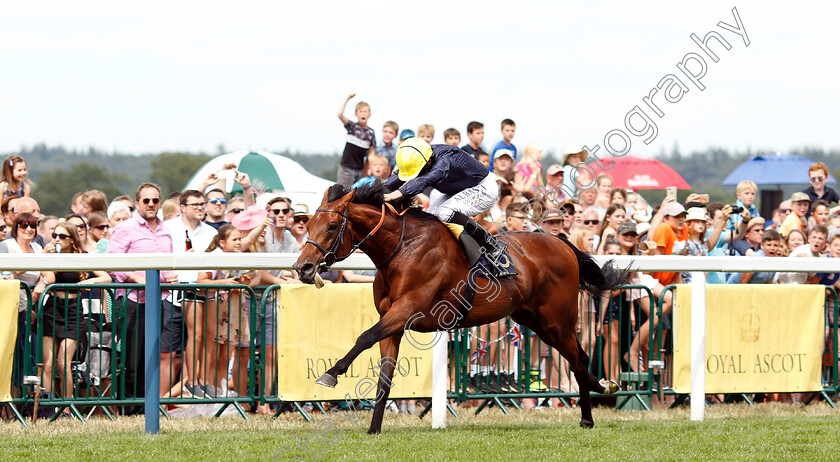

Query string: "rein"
[[305, 202, 408, 269], [381, 203, 408, 266]]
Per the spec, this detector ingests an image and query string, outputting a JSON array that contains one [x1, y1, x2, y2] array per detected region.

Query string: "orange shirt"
[[651, 223, 689, 285], [779, 212, 806, 238]]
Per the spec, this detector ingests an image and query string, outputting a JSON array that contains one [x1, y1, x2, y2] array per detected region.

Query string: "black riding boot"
[[450, 212, 507, 264]]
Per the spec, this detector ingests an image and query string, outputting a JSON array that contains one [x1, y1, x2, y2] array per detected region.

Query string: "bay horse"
[[293, 183, 627, 434]]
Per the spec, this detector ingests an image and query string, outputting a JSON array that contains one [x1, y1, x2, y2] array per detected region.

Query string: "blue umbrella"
[[722, 154, 836, 186]]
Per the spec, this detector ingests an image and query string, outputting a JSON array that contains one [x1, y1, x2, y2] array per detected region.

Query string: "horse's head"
[[293, 184, 358, 284]]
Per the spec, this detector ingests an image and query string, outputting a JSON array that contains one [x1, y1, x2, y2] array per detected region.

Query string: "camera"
[[730, 205, 744, 214]]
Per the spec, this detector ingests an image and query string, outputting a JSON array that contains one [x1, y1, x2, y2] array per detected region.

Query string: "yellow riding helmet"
[[396, 137, 433, 181]]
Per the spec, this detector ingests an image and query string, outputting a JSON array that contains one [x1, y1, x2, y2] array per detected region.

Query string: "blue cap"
[[399, 129, 415, 140]]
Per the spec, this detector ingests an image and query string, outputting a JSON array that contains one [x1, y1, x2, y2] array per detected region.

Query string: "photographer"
[[724, 180, 759, 238], [703, 202, 749, 284]]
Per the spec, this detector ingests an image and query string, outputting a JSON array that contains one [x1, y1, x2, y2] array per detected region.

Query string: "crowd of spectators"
[[335, 96, 840, 407], [1, 104, 838, 415]]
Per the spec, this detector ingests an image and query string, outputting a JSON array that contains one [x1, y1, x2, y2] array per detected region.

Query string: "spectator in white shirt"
[[162, 190, 218, 397]]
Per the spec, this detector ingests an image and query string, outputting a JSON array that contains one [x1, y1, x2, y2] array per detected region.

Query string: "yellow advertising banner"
[[673, 284, 825, 393], [277, 284, 434, 402], [0, 280, 20, 402]]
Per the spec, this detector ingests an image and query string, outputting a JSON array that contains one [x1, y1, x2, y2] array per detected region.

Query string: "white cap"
[[661, 202, 687, 217]]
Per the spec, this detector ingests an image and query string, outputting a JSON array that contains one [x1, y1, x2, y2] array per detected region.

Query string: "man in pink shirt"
[[108, 182, 179, 406]]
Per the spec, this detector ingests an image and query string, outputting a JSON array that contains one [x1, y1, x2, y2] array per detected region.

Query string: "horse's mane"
[[326, 182, 437, 221], [327, 183, 351, 203], [353, 182, 387, 206]]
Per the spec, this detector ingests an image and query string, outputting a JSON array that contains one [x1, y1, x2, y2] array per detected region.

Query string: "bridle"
[[305, 202, 408, 270]]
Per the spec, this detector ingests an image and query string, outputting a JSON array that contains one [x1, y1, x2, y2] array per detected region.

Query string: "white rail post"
[[431, 331, 447, 429], [690, 272, 706, 421]]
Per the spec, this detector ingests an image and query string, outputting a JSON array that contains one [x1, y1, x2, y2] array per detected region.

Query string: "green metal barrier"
[[450, 284, 657, 414], [805, 286, 839, 407], [5, 283, 261, 424], [250, 284, 278, 416], [7, 281, 838, 425]]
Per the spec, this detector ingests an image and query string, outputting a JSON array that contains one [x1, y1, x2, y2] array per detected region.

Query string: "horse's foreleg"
[[316, 308, 410, 388], [367, 333, 403, 435]]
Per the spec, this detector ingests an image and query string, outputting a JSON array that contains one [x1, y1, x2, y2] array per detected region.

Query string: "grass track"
[[2, 403, 839, 461]]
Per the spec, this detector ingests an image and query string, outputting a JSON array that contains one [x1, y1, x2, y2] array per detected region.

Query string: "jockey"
[[382, 137, 506, 263]]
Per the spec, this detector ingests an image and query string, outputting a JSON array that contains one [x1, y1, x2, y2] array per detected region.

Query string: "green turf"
[[1, 403, 839, 461]]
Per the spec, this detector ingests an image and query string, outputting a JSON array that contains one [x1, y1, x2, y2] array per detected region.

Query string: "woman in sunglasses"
[[35, 223, 110, 402], [84, 210, 116, 338], [65, 213, 97, 253], [87, 211, 112, 253], [3, 212, 41, 258], [2, 213, 43, 393], [595, 203, 627, 254]]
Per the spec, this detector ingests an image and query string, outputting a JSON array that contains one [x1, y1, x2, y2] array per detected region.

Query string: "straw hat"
[[293, 203, 311, 218], [562, 146, 588, 164], [685, 207, 707, 222]]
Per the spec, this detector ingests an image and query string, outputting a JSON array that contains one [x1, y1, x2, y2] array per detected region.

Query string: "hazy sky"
[[2, 1, 839, 157]]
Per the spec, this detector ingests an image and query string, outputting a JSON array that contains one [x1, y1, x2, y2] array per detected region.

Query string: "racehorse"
[[293, 182, 627, 434]]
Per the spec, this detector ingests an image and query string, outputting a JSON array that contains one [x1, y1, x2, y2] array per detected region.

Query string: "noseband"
[[305, 203, 407, 270]]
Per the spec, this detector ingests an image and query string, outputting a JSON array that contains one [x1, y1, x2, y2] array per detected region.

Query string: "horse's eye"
[[328, 222, 338, 231]]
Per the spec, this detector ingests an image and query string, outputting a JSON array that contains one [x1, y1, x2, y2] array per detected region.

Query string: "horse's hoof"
[[599, 379, 619, 395], [367, 428, 381, 435], [315, 373, 338, 388], [580, 419, 594, 429]]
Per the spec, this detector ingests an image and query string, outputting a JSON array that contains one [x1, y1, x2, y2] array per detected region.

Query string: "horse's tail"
[[558, 234, 630, 297]]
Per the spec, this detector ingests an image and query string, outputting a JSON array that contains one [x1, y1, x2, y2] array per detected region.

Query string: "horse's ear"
[[341, 188, 357, 204]]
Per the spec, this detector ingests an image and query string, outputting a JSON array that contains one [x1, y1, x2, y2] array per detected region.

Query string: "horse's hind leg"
[[529, 320, 611, 428], [564, 337, 620, 427], [367, 333, 403, 435], [554, 334, 597, 428]]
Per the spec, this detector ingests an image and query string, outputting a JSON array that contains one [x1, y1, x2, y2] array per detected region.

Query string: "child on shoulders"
[[1, 155, 31, 201], [514, 143, 544, 192]]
